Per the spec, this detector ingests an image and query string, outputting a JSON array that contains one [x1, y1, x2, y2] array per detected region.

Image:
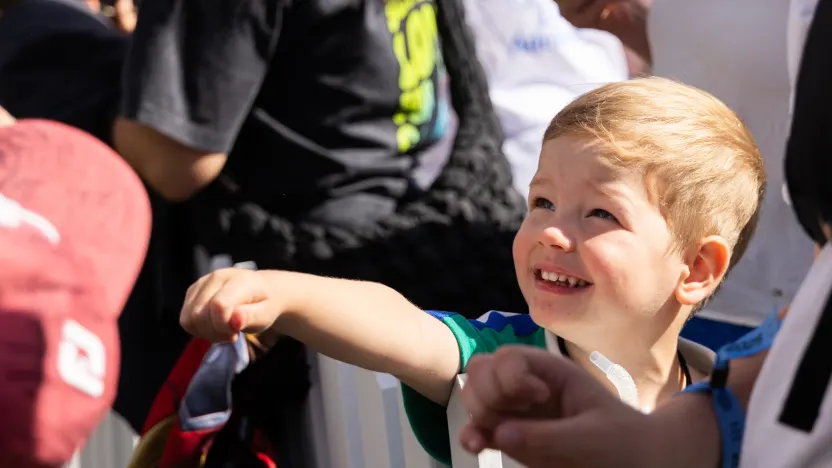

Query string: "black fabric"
[[785, 0, 832, 245], [115, 193, 198, 431], [204, 338, 311, 468], [0, 0, 127, 146], [778, 0, 832, 434], [0, 0, 186, 430], [198, 0, 526, 464], [122, 0, 456, 229], [118, 0, 527, 437], [779, 289, 832, 432], [187, 0, 526, 317]]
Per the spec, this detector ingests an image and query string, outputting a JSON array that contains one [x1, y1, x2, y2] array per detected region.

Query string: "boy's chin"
[[528, 303, 586, 332]]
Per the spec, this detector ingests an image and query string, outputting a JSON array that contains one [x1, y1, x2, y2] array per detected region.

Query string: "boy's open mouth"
[[535, 269, 591, 289]]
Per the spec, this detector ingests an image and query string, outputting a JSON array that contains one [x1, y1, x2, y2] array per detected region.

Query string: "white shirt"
[[446, 323, 715, 467], [648, 0, 816, 327], [741, 2, 832, 465], [742, 243, 832, 467], [461, 0, 629, 199]]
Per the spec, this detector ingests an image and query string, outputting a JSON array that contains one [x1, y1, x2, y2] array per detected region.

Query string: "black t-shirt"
[[122, 0, 456, 228], [785, 0, 832, 245], [0, 0, 127, 145]]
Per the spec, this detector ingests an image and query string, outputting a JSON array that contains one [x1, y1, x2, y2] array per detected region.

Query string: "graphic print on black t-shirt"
[[384, 0, 450, 154]]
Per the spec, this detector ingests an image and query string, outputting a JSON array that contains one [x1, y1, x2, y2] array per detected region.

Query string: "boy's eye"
[[588, 208, 618, 222], [532, 197, 555, 211]]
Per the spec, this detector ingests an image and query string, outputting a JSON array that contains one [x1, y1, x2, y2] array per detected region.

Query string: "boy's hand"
[[459, 346, 657, 467], [180, 268, 280, 342]]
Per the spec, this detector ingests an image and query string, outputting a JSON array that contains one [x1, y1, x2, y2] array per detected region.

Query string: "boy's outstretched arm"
[[180, 268, 461, 404]]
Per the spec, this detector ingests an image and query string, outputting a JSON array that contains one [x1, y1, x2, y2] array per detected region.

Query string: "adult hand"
[[109, 0, 137, 34], [555, 0, 627, 30], [459, 346, 658, 468], [555, 0, 652, 65], [86, 0, 137, 33]]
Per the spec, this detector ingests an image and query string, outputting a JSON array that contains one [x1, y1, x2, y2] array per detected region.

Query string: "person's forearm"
[[112, 118, 226, 201], [267, 271, 460, 404], [649, 349, 768, 468], [606, 2, 652, 67]]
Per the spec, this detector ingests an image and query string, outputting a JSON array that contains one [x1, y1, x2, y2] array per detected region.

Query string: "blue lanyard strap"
[[682, 310, 782, 468]]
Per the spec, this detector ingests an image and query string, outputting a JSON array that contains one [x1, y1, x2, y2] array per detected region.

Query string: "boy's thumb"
[[233, 302, 272, 333]]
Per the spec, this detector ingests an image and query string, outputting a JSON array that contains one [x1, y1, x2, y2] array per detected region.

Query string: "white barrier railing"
[[66, 357, 523, 468], [308, 353, 525, 468], [66, 258, 521, 467], [67, 355, 521, 467], [65, 412, 137, 468]]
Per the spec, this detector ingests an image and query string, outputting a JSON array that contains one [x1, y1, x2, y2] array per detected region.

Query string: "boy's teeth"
[[541, 271, 586, 287]]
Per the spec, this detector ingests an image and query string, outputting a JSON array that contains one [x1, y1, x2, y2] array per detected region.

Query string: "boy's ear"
[[675, 235, 731, 306]]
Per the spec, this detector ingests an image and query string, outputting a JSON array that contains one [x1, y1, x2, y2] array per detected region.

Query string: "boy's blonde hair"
[[544, 77, 765, 271]]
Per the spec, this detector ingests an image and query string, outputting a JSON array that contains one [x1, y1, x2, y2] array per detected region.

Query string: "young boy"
[[178, 77, 765, 464]]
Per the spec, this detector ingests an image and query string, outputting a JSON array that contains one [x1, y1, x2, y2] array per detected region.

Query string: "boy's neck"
[[560, 331, 686, 412]]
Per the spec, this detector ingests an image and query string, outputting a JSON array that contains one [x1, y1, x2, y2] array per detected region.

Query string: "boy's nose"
[[537, 226, 573, 252]]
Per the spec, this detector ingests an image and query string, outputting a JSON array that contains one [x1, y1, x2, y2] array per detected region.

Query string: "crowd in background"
[[0, 0, 825, 466]]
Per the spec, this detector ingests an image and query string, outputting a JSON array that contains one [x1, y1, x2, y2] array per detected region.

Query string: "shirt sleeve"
[[120, 0, 284, 153], [400, 311, 542, 465]]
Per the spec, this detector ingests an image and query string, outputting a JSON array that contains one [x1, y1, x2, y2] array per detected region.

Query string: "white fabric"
[[544, 331, 714, 379], [461, 0, 628, 199], [648, 0, 815, 327], [741, 244, 832, 467]]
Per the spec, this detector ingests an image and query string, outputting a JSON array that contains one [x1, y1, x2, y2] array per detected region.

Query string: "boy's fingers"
[[209, 276, 270, 330], [181, 273, 232, 339], [180, 276, 213, 334], [236, 302, 271, 333], [210, 296, 237, 341]]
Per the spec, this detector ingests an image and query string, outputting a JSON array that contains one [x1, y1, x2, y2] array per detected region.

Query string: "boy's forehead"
[[536, 139, 641, 190]]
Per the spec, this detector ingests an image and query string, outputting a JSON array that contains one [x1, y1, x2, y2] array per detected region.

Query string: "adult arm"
[[460, 306, 790, 467], [114, 0, 282, 201], [555, 0, 652, 67]]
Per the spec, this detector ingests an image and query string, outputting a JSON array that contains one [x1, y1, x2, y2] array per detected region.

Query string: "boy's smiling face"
[[513, 135, 690, 344]]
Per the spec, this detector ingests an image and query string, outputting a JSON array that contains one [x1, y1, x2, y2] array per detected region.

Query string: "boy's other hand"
[[459, 346, 656, 467], [180, 268, 280, 342]]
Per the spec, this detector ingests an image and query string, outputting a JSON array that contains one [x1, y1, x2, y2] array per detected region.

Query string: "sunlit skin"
[[512, 135, 729, 406]]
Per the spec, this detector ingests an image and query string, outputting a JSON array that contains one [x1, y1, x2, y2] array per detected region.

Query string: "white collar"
[[543, 330, 715, 377]]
